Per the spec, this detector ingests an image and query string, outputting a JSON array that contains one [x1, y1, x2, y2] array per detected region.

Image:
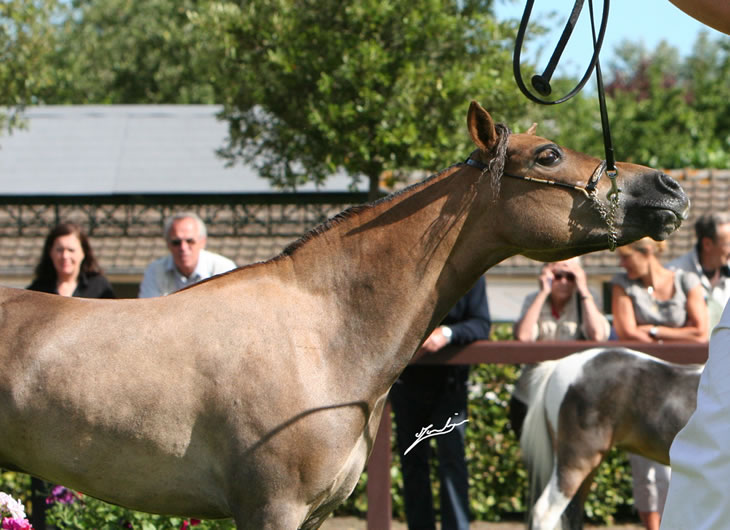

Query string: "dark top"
[[27, 273, 116, 299], [440, 276, 492, 345], [398, 276, 491, 387]]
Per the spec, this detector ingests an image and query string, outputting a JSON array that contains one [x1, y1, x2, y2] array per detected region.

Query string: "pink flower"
[[2, 517, 32, 530], [179, 520, 200, 529], [45, 486, 79, 505]]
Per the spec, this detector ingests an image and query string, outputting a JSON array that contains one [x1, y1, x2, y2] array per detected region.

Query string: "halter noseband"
[[465, 155, 621, 250]]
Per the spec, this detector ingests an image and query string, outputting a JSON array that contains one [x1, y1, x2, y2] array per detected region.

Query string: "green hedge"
[[0, 325, 637, 527]]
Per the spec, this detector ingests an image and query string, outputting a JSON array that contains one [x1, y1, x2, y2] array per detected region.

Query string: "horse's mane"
[[278, 164, 460, 258], [278, 123, 511, 259]]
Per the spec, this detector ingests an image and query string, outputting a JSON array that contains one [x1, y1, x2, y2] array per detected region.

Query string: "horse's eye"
[[536, 148, 561, 167]]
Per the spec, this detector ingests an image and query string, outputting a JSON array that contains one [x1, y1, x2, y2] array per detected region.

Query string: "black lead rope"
[[511, 0, 621, 248], [513, 0, 618, 178]]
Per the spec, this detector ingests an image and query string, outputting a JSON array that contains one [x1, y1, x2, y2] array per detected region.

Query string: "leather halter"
[[465, 157, 618, 199], [465, 155, 621, 250]]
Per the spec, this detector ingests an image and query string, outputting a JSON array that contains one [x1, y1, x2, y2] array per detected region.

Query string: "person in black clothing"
[[27, 222, 114, 299], [390, 276, 491, 530], [26, 222, 114, 529]]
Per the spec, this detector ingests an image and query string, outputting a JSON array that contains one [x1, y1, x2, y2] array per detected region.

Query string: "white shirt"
[[517, 289, 610, 341], [138, 249, 237, 298], [661, 303, 730, 529]]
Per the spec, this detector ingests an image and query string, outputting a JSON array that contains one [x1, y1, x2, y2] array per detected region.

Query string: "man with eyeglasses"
[[138, 212, 237, 298], [668, 212, 730, 333]]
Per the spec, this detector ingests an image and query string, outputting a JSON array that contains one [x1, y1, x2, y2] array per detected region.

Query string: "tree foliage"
[[530, 32, 730, 169], [190, 0, 528, 196], [0, 0, 66, 132], [39, 0, 217, 104], [3, 1, 730, 184]]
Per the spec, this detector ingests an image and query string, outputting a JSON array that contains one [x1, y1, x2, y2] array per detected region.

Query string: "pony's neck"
[[284, 163, 510, 395]]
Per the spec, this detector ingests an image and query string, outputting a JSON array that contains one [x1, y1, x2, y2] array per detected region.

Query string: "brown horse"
[[0, 102, 688, 529]]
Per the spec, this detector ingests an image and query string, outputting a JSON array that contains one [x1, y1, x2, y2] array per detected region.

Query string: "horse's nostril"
[[659, 172, 682, 191]]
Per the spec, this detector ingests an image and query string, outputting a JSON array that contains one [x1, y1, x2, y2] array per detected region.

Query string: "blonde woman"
[[612, 237, 708, 530]]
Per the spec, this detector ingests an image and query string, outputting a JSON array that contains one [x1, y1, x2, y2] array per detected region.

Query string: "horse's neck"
[[284, 165, 508, 395]]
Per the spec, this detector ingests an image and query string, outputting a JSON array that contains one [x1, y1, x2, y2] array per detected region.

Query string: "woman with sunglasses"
[[612, 237, 708, 530], [514, 257, 611, 342]]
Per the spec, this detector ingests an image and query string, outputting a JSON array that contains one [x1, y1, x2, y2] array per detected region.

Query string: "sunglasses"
[[170, 238, 197, 247], [553, 272, 576, 282]]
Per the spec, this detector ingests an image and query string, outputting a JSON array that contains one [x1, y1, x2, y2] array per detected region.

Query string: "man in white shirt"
[[668, 212, 730, 332], [138, 212, 237, 298], [656, 4, 730, 528], [662, 215, 730, 529]]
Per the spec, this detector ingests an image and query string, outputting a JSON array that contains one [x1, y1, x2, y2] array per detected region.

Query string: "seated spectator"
[[28, 222, 114, 299], [668, 212, 730, 332], [612, 237, 707, 530], [139, 212, 237, 297], [514, 257, 610, 342]]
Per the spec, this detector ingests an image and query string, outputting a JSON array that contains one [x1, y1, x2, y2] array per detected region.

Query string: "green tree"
[[191, 0, 530, 197], [38, 0, 217, 104], [541, 32, 730, 169], [0, 0, 67, 132]]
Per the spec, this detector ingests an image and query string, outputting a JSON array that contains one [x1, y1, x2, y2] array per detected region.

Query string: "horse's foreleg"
[[531, 469, 575, 530], [531, 462, 600, 530]]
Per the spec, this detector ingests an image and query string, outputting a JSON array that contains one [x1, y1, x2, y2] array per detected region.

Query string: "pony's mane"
[[277, 163, 462, 258], [277, 123, 511, 259]]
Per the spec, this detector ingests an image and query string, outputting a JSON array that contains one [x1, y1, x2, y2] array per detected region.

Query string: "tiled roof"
[[1, 169, 728, 279], [0, 201, 352, 276]]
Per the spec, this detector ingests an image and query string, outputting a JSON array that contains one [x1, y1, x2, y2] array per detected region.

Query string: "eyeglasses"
[[170, 238, 197, 247], [553, 272, 575, 282]]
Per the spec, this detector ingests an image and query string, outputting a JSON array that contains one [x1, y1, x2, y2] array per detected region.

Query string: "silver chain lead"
[[589, 170, 621, 251]]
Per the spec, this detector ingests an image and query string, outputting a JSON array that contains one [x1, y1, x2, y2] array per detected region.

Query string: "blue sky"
[[494, 0, 726, 76]]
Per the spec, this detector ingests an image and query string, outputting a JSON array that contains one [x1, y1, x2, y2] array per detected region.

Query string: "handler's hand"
[[422, 327, 450, 353]]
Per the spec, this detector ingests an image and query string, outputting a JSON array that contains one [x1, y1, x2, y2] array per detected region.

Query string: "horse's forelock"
[[485, 123, 510, 197]]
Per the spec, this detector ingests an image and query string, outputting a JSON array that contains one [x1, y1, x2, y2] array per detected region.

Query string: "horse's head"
[[466, 101, 690, 261]]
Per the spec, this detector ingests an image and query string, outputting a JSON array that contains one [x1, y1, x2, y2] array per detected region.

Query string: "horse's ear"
[[527, 122, 538, 135], [467, 100, 498, 151]]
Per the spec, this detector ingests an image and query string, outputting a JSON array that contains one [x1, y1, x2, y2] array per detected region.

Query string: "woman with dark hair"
[[27, 222, 114, 298], [25, 223, 115, 529]]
